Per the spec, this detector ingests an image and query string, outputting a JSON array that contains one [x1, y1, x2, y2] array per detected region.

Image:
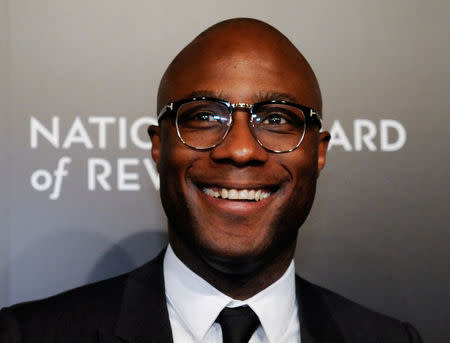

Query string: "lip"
[[194, 181, 278, 215], [195, 181, 279, 192]]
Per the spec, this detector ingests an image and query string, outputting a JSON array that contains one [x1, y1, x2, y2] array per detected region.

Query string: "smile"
[[202, 187, 272, 201]]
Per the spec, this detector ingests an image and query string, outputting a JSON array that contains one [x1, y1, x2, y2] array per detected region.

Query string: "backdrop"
[[1, 1, 449, 342]]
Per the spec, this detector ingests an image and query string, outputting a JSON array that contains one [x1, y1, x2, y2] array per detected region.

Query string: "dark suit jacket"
[[0, 251, 422, 343]]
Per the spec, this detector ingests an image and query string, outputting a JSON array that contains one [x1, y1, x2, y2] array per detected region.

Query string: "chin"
[[198, 245, 268, 275], [194, 227, 292, 276]]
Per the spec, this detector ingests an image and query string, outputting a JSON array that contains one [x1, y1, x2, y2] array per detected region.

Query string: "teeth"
[[221, 188, 228, 198], [238, 190, 248, 200], [228, 189, 239, 200], [202, 187, 271, 201]]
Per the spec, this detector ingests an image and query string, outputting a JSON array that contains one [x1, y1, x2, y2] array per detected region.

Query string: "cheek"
[[160, 126, 190, 178], [159, 129, 188, 200], [284, 144, 319, 185], [158, 137, 201, 234], [295, 134, 320, 178], [281, 141, 320, 209], [159, 127, 204, 205]]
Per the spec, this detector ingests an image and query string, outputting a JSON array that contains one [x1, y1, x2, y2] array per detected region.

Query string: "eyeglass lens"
[[176, 100, 306, 152]]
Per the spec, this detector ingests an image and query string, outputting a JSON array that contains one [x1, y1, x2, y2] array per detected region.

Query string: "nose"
[[210, 111, 269, 166]]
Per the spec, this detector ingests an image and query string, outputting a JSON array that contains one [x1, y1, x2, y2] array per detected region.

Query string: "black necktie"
[[216, 306, 260, 343]]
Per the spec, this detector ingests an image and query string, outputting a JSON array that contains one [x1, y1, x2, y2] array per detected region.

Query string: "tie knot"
[[216, 306, 260, 343]]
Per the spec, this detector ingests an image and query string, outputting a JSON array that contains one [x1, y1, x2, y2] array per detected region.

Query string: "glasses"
[[157, 97, 322, 153]]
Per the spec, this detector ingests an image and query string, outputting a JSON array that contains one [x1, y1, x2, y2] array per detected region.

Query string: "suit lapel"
[[97, 252, 347, 343], [296, 276, 346, 343], [99, 250, 173, 343]]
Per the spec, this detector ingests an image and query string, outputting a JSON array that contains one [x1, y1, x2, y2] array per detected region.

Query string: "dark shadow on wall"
[[86, 230, 168, 284], [8, 229, 167, 305]]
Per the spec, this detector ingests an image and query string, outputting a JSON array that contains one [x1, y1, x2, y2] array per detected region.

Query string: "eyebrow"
[[186, 90, 227, 99], [255, 91, 298, 103], [184, 90, 299, 103]]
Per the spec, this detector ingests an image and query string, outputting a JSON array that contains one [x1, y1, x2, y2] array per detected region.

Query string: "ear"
[[148, 125, 161, 173], [317, 131, 330, 173]]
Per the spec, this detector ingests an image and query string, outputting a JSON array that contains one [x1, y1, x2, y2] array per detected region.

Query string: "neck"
[[169, 231, 296, 300]]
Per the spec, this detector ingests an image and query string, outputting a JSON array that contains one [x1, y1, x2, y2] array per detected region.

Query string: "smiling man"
[[150, 18, 327, 292], [0, 18, 422, 343]]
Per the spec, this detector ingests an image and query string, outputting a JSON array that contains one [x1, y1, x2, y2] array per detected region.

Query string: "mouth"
[[199, 184, 278, 202], [192, 179, 284, 216]]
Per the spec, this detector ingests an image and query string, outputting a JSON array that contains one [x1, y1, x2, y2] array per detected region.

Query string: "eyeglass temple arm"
[[309, 109, 323, 130], [157, 103, 174, 121]]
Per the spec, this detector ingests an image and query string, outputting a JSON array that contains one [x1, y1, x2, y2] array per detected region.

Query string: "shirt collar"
[[163, 244, 297, 343]]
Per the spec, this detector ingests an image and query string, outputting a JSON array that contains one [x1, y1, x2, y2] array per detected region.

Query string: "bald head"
[[157, 18, 322, 114]]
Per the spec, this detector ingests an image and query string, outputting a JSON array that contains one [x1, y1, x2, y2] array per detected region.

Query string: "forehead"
[[158, 23, 321, 111]]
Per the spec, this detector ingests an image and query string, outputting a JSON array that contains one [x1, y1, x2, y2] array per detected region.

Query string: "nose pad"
[[210, 111, 268, 165]]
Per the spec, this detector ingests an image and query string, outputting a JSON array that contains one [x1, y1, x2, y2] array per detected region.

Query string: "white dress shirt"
[[163, 245, 301, 343]]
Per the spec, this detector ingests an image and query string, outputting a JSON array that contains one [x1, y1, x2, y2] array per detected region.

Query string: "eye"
[[193, 111, 218, 122], [261, 113, 288, 125]]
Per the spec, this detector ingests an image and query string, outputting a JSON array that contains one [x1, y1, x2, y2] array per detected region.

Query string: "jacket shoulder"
[[296, 276, 422, 342], [0, 252, 165, 343], [0, 273, 128, 343]]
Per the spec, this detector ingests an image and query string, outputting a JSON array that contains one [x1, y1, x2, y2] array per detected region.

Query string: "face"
[[150, 28, 329, 274]]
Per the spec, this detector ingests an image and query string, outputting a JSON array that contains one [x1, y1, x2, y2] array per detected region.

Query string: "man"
[[0, 18, 421, 343]]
